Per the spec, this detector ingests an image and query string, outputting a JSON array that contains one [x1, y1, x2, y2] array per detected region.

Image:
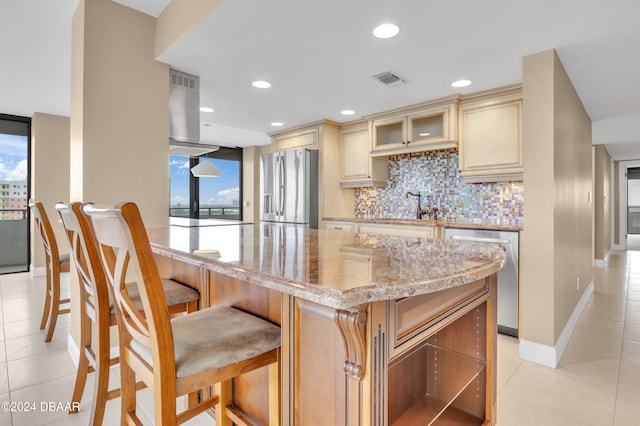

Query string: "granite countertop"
[[324, 217, 523, 231], [147, 222, 506, 309], [169, 217, 252, 227]]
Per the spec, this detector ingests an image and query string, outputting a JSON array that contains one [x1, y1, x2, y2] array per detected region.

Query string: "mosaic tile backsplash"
[[354, 149, 524, 224]]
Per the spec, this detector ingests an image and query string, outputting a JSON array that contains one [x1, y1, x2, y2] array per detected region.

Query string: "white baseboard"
[[68, 333, 80, 367], [594, 249, 612, 268], [614, 244, 625, 251], [519, 280, 594, 368]]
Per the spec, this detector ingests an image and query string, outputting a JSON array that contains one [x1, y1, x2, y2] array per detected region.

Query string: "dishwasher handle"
[[449, 235, 511, 245]]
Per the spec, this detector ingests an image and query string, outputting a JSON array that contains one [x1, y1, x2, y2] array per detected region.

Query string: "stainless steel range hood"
[[169, 69, 219, 157]]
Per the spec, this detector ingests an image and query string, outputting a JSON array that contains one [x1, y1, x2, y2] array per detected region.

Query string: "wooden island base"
[[155, 254, 497, 426]]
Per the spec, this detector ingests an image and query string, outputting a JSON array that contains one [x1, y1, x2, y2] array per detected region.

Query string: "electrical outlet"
[[577, 277, 580, 290]]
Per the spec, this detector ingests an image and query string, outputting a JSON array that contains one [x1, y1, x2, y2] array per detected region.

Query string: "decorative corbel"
[[335, 304, 368, 380]]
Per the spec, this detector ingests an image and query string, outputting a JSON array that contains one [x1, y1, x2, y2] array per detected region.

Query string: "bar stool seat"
[[131, 305, 281, 378]]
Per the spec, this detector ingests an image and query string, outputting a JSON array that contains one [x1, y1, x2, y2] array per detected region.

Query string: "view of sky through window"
[[0, 133, 28, 181], [169, 156, 240, 208]]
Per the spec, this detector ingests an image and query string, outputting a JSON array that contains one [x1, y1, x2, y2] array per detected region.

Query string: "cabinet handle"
[[335, 227, 343, 230]]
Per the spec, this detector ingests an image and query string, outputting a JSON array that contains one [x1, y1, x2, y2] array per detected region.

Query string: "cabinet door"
[[407, 102, 456, 147], [408, 113, 444, 142], [340, 127, 371, 180], [340, 125, 388, 188], [458, 96, 522, 182], [274, 128, 318, 151], [370, 101, 458, 157], [371, 116, 406, 152]]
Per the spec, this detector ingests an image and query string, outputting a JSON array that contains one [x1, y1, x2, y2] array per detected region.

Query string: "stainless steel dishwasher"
[[444, 227, 519, 337]]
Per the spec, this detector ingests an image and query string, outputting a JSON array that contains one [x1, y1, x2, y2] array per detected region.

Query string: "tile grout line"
[[0, 278, 14, 426], [611, 250, 634, 426]]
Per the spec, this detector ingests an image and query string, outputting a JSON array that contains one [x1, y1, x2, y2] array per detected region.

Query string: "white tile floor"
[[496, 249, 640, 426], [1, 249, 639, 425], [0, 272, 212, 426]]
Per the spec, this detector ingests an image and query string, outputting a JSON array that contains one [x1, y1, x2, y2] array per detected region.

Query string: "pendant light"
[[191, 159, 220, 177]]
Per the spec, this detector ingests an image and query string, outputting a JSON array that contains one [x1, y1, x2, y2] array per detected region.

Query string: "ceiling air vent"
[[373, 71, 406, 87]]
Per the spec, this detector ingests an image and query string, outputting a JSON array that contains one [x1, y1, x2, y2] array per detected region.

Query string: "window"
[[169, 147, 243, 220], [0, 114, 30, 273]]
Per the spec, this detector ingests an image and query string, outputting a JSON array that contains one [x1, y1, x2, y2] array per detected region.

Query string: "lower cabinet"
[[357, 222, 440, 239], [324, 220, 356, 232], [324, 220, 442, 239]]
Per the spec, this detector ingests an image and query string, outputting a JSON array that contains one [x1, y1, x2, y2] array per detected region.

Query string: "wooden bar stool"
[[29, 199, 71, 342], [84, 201, 281, 426], [56, 202, 200, 426]]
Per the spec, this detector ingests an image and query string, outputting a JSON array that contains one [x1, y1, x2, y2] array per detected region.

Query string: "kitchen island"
[[148, 222, 505, 425]]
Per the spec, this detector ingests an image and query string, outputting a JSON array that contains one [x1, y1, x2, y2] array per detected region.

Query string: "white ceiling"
[[2, 0, 640, 158]]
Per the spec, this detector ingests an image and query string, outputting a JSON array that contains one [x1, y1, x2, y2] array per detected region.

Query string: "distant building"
[[0, 181, 28, 220]]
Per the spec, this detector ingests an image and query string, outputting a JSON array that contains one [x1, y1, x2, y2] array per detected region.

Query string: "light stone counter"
[[147, 221, 505, 310]]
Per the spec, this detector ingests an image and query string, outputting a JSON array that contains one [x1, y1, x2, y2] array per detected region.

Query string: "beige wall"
[[242, 146, 259, 223], [522, 49, 593, 347], [68, 0, 172, 347], [155, 0, 224, 58], [614, 161, 619, 246], [594, 145, 612, 260], [30, 113, 70, 270], [71, 0, 169, 226]]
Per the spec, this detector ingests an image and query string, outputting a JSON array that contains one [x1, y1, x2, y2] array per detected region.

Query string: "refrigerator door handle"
[[278, 156, 286, 215], [274, 155, 281, 216]]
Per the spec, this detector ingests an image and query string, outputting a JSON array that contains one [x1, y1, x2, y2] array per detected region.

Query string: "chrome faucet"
[[406, 191, 428, 220]]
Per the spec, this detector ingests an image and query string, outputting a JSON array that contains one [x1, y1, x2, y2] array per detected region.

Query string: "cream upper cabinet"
[[339, 122, 387, 188], [271, 126, 318, 151], [458, 85, 523, 182], [367, 96, 459, 157]]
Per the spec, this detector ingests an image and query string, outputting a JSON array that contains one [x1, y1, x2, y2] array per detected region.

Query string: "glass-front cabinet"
[[369, 96, 459, 157]]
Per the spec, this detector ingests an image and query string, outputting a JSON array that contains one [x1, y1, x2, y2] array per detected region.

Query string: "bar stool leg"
[[40, 265, 52, 331]]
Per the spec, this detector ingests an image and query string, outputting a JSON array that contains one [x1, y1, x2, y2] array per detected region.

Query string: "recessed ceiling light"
[[200, 107, 214, 113], [451, 79, 472, 88], [373, 23, 400, 39], [341, 110, 356, 116], [252, 80, 272, 89], [271, 122, 284, 127]]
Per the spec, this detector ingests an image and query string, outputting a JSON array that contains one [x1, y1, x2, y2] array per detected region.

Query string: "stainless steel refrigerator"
[[260, 148, 318, 228]]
